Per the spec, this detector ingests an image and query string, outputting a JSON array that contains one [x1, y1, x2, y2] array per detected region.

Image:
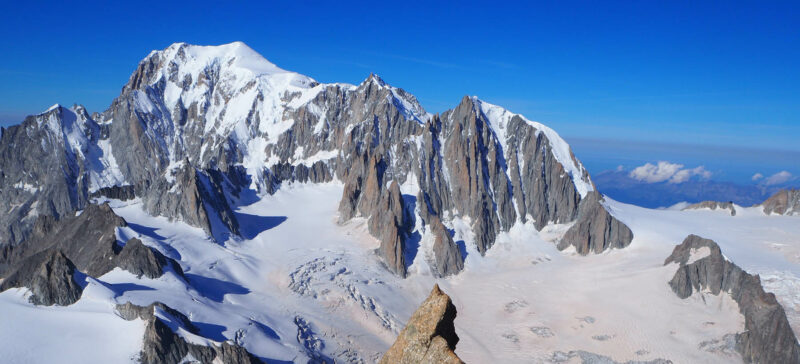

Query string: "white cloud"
[[752, 173, 764, 181], [629, 161, 712, 184], [762, 171, 793, 186], [669, 166, 712, 183]]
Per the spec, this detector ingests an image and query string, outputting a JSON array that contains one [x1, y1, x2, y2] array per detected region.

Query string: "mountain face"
[[665, 235, 800, 363], [116, 301, 261, 364], [0, 202, 181, 280], [761, 188, 800, 216], [0, 41, 631, 279]]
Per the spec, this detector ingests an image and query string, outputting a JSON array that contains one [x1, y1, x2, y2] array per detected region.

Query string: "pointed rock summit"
[[380, 284, 464, 364]]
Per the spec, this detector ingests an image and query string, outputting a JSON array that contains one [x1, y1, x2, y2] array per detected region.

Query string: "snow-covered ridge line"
[[366, 73, 432, 124], [470, 96, 594, 198], [154, 41, 313, 81]]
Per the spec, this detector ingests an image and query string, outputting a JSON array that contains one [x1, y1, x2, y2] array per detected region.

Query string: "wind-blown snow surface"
[[1, 185, 798, 363]]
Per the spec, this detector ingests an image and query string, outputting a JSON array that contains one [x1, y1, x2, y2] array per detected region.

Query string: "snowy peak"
[[155, 41, 312, 82], [126, 41, 318, 103], [34, 104, 94, 149], [43, 103, 61, 113]]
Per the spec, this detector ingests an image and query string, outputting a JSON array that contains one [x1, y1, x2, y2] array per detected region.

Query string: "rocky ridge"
[[0, 202, 182, 279], [116, 301, 262, 364], [380, 284, 464, 364], [682, 200, 737, 216], [0, 202, 184, 307], [761, 188, 800, 216], [664, 234, 800, 363], [0, 249, 84, 306]]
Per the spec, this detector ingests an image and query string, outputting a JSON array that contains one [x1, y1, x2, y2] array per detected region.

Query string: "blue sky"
[[1, 1, 797, 183]]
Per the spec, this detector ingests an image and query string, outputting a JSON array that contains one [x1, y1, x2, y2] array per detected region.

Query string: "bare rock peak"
[[380, 284, 464, 364]]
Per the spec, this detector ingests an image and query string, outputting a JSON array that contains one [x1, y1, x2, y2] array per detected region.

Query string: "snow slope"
[[0, 279, 145, 363], [1, 183, 797, 363]]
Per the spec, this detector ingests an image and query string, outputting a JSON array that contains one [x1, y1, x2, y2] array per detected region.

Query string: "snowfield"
[[1, 183, 798, 363]]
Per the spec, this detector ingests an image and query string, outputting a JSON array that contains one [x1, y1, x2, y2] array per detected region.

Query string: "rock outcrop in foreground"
[[380, 284, 464, 364], [0, 249, 84, 306], [761, 188, 800, 216], [116, 302, 261, 364], [682, 201, 737, 216], [664, 234, 800, 363]]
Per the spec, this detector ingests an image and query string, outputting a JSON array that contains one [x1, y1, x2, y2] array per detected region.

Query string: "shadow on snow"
[[185, 273, 251, 303], [235, 213, 287, 240]]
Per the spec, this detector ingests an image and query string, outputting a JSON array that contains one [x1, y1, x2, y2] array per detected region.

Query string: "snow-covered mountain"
[[0, 42, 798, 363], [0, 41, 627, 275]]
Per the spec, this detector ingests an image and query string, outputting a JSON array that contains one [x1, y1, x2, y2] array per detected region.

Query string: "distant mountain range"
[[593, 169, 799, 208]]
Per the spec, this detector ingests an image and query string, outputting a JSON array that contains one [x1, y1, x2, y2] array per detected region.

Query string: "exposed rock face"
[[0, 203, 181, 279], [0, 42, 633, 278], [380, 284, 463, 364], [761, 188, 800, 216], [436, 97, 586, 254], [116, 302, 261, 364], [0, 106, 95, 246], [90, 185, 136, 201], [683, 201, 737, 216], [339, 152, 411, 276], [0, 250, 83, 306], [429, 216, 463, 277], [267, 161, 333, 190], [558, 192, 633, 254], [116, 238, 178, 279], [141, 160, 239, 239], [664, 234, 800, 363]]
